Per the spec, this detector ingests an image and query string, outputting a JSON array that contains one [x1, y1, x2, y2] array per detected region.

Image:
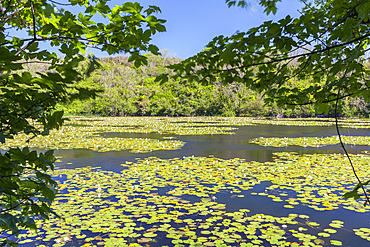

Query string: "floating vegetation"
[[251, 118, 335, 127], [0, 127, 185, 153], [6, 116, 370, 246], [15, 153, 370, 246], [64, 116, 370, 135], [251, 118, 370, 128], [354, 227, 370, 241], [250, 136, 370, 147], [257, 153, 370, 212], [3, 116, 369, 154], [116, 153, 370, 213], [65, 116, 242, 135]]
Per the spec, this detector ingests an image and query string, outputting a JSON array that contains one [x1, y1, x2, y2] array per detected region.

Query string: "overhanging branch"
[[219, 33, 370, 72]]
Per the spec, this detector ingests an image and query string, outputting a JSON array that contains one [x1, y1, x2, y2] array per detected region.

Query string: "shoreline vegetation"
[[25, 54, 370, 118]]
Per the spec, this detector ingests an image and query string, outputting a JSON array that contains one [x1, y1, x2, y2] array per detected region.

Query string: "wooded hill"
[[27, 54, 369, 117]]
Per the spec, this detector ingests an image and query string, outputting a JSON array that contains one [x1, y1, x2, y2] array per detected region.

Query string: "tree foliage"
[[0, 0, 164, 245], [159, 0, 369, 201], [165, 0, 370, 114], [55, 54, 368, 118], [57, 54, 278, 117]]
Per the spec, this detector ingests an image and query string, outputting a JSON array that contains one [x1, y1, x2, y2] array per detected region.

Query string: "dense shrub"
[[54, 54, 370, 117]]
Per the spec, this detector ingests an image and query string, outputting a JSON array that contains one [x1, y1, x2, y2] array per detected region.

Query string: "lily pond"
[[7, 117, 370, 247]]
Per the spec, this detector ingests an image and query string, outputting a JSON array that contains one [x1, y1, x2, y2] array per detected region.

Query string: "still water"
[[45, 124, 370, 246], [55, 124, 370, 171]]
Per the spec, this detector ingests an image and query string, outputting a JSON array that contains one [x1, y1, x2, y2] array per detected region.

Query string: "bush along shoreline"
[[24, 54, 368, 118]]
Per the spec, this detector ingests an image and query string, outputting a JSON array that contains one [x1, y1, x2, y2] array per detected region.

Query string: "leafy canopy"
[[163, 0, 370, 114], [0, 0, 165, 245], [156, 0, 370, 202]]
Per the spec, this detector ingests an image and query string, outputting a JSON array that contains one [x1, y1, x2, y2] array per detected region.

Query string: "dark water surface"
[[56, 124, 370, 172], [44, 124, 370, 246]]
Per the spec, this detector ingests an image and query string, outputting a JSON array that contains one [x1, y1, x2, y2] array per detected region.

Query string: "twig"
[[48, 0, 73, 6], [334, 89, 370, 205], [3, 6, 25, 23], [15, 0, 37, 56], [219, 33, 370, 72]]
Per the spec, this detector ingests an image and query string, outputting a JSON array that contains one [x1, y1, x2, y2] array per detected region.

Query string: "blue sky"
[[89, 0, 304, 59], [9, 0, 304, 59]]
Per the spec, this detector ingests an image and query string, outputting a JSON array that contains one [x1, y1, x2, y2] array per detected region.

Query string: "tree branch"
[[15, 0, 37, 56], [3, 6, 25, 23], [334, 88, 370, 205], [48, 0, 73, 6], [219, 33, 370, 72], [0, 203, 22, 213]]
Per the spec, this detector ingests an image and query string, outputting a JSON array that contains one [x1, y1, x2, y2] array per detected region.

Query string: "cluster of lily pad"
[[7, 116, 370, 246], [119, 153, 370, 213], [255, 152, 370, 212], [66, 116, 370, 134], [15, 152, 370, 246], [250, 118, 334, 127], [250, 118, 370, 129], [251, 117, 370, 129], [0, 126, 185, 153], [66, 116, 241, 135], [354, 227, 370, 241], [3, 117, 370, 154], [249, 136, 370, 147]]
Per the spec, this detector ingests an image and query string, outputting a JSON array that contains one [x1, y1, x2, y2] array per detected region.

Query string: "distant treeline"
[[25, 53, 369, 117]]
